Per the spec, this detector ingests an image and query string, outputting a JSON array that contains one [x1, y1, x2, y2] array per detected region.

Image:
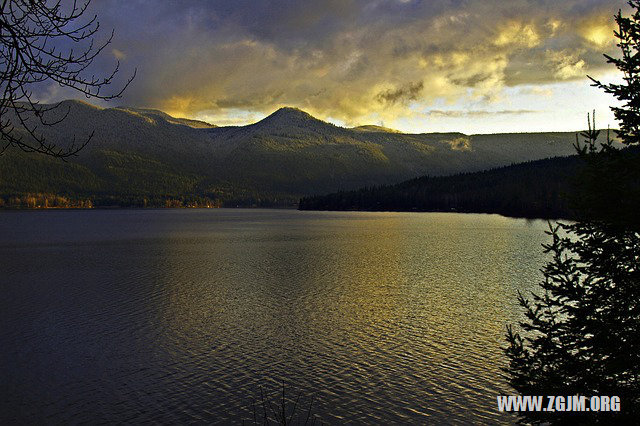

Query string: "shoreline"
[[0, 204, 567, 220]]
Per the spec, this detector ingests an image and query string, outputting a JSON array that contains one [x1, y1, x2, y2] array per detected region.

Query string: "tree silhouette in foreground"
[[504, 2, 640, 424], [1, 0, 135, 158]]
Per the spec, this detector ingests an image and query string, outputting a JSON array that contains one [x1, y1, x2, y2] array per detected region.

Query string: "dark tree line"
[[299, 155, 588, 219]]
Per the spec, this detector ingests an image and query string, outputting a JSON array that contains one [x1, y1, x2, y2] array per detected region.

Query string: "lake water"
[[0, 209, 553, 424]]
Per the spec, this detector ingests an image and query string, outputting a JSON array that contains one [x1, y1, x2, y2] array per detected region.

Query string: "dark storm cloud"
[[377, 81, 424, 104], [64, 0, 624, 122]]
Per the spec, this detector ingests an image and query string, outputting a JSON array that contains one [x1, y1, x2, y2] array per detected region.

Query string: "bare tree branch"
[[1, 0, 135, 158]]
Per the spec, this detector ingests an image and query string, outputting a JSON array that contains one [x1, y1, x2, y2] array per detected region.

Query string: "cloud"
[[427, 109, 540, 118], [494, 21, 541, 49], [545, 49, 587, 80], [68, 0, 623, 125], [519, 86, 554, 97], [577, 13, 618, 48], [112, 48, 126, 60], [376, 81, 424, 104]]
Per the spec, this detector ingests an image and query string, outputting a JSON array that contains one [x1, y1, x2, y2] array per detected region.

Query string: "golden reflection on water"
[[153, 210, 550, 422], [0, 209, 555, 423]]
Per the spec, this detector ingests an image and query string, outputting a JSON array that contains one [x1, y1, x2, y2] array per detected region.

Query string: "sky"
[[44, 0, 630, 134]]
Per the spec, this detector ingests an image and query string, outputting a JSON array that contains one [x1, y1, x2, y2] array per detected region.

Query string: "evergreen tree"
[[504, 2, 640, 424]]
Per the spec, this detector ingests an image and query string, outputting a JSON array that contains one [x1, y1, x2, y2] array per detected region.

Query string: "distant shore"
[[0, 201, 564, 220]]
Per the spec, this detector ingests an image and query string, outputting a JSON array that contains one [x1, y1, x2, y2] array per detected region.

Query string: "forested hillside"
[[0, 100, 606, 207], [298, 156, 588, 219]]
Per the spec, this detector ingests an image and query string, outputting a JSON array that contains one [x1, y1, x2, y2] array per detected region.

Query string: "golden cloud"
[[578, 14, 617, 48], [112, 48, 126, 60], [545, 49, 587, 80], [494, 21, 541, 49], [104, 1, 622, 126]]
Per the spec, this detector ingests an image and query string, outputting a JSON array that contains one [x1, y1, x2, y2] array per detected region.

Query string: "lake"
[[0, 209, 553, 424]]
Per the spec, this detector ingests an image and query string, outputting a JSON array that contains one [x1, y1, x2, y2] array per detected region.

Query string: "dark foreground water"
[[0, 209, 552, 424]]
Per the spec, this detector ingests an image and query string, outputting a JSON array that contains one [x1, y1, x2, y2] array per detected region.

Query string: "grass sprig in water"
[[245, 382, 321, 425]]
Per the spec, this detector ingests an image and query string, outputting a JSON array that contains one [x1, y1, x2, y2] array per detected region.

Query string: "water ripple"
[[0, 209, 547, 424]]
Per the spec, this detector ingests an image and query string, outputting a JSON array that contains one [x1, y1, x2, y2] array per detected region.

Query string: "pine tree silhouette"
[[504, 2, 640, 424]]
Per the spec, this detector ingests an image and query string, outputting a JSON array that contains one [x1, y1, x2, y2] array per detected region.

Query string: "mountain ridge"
[[0, 100, 614, 207]]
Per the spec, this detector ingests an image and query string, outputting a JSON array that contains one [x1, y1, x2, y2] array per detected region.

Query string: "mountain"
[[352, 125, 401, 133], [0, 100, 609, 207], [115, 107, 216, 129]]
